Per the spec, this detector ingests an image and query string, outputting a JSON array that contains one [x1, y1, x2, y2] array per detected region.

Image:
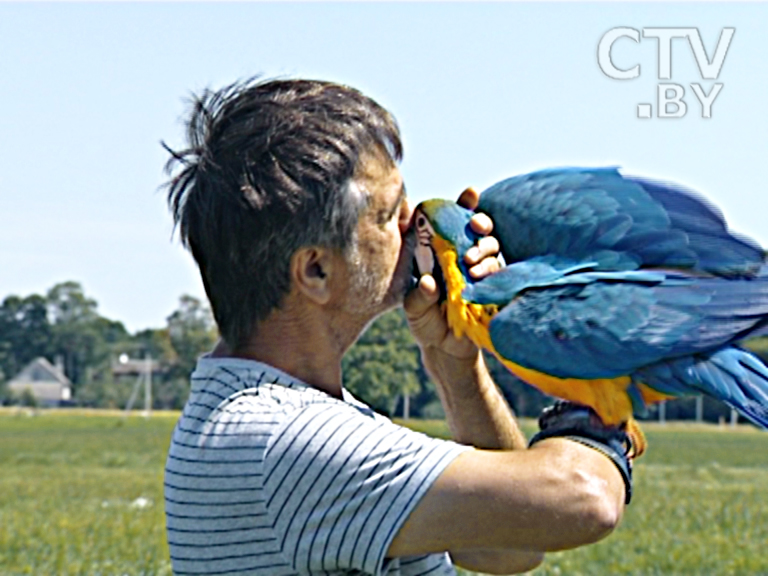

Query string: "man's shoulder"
[[166, 357, 466, 576], [179, 356, 385, 434]]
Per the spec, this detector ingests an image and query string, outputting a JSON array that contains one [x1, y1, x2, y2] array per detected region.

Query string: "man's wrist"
[[420, 345, 483, 391]]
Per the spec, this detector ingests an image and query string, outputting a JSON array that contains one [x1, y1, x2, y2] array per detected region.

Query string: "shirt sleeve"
[[262, 401, 469, 576]]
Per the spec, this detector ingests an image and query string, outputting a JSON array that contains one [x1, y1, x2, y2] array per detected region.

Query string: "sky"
[[1, 2, 766, 333]]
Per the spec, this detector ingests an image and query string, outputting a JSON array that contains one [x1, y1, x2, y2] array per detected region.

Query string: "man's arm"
[[406, 273, 526, 450], [404, 186, 525, 451], [388, 438, 625, 555]]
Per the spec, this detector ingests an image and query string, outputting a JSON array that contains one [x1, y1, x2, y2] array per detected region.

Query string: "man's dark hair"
[[164, 77, 402, 349]]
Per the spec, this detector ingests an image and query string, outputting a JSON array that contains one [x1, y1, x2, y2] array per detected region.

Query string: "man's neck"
[[223, 301, 366, 399]]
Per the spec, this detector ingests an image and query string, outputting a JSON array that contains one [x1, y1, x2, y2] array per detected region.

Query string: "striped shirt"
[[165, 356, 469, 576]]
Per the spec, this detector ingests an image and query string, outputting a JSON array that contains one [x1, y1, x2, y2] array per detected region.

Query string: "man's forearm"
[[451, 548, 544, 575], [421, 347, 527, 450]]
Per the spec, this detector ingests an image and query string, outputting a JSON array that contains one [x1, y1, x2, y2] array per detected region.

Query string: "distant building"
[[8, 357, 72, 406], [111, 356, 163, 378]]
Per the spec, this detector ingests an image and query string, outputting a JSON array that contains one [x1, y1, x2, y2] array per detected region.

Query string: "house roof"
[[9, 357, 71, 387]]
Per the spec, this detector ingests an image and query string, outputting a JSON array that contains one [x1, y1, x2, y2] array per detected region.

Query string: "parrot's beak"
[[409, 209, 447, 302], [414, 242, 435, 277], [413, 209, 437, 277]]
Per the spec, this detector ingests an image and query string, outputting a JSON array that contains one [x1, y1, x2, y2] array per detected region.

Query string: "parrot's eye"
[[416, 216, 426, 228]]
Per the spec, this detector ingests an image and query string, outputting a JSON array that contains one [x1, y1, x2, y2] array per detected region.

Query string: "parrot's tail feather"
[[637, 348, 768, 429], [696, 348, 768, 428]]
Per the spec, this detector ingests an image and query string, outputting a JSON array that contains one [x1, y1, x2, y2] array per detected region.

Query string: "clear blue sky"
[[1, 2, 766, 333]]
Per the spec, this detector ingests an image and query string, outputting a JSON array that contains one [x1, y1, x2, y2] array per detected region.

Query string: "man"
[[164, 77, 630, 576]]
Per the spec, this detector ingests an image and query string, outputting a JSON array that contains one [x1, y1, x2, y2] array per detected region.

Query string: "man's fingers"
[[457, 187, 493, 237], [465, 236, 500, 265], [469, 213, 493, 235], [457, 187, 479, 210], [468, 255, 501, 279], [478, 235, 500, 257]]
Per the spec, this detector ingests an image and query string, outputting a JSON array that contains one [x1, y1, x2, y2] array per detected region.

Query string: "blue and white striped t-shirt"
[[165, 356, 469, 576]]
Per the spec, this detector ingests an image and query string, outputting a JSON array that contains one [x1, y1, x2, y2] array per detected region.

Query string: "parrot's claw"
[[623, 418, 647, 458]]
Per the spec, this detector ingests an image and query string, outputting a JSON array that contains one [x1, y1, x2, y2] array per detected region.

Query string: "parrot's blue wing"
[[487, 266, 768, 380], [477, 167, 764, 277], [462, 255, 663, 306]]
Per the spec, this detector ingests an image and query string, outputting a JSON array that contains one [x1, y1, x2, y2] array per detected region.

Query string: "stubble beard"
[[343, 227, 416, 318], [343, 242, 395, 318]]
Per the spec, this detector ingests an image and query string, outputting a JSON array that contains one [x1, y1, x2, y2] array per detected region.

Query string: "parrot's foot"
[[624, 418, 647, 458]]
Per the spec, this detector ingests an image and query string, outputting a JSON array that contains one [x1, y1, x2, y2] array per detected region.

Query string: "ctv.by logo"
[[598, 27, 735, 119]]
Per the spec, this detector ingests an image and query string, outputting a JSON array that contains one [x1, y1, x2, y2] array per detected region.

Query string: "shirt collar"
[[192, 355, 375, 416]]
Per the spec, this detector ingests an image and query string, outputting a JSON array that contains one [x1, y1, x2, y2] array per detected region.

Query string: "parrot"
[[413, 167, 768, 456]]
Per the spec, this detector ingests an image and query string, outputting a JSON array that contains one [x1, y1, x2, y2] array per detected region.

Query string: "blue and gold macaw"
[[414, 167, 768, 455]]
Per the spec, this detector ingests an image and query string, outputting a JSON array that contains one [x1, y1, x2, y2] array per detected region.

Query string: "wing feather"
[[487, 267, 768, 380], [478, 168, 765, 276]]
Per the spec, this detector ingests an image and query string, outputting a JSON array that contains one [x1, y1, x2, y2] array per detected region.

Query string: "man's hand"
[[404, 187, 501, 359], [404, 188, 525, 450]]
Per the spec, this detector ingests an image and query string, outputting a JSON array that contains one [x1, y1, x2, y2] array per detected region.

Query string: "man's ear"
[[290, 247, 334, 305]]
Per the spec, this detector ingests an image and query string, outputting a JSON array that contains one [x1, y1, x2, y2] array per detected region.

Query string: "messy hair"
[[164, 77, 402, 348]]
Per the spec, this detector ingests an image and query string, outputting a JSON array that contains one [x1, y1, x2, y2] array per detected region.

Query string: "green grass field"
[[1, 411, 767, 575]]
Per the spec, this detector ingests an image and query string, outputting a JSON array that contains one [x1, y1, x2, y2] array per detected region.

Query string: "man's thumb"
[[404, 274, 440, 319]]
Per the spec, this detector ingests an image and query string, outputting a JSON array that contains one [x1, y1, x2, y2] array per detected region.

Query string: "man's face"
[[342, 153, 414, 317]]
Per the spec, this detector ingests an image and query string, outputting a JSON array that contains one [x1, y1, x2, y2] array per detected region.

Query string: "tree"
[[0, 283, 224, 410], [166, 295, 218, 378], [130, 328, 176, 364], [0, 293, 53, 381], [46, 281, 130, 393], [153, 295, 218, 409], [343, 309, 421, 416], [46, 281, 100, 386], [18, 387, 38, 408]]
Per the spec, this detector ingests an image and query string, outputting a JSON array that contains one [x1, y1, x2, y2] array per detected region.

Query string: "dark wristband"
[[528, 404, 634, 505], [566, 435, 632, 505]]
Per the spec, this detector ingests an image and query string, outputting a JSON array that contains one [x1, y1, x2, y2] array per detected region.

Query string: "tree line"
[[2, 280, 767, 421], [0, 281, 217, 410]]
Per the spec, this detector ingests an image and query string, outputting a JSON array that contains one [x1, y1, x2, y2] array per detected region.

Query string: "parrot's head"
[[412, 199, 479, 298]]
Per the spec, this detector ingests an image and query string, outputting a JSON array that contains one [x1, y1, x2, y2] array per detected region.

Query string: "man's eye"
[[378, 206, 399, 225]]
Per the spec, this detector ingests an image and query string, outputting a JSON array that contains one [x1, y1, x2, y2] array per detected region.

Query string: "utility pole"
[[143, 352, 152, 418], [124, 353, 153, 418]]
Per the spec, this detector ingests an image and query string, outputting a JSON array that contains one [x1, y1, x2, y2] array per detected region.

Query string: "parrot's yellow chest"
[[432, 237, 638, 426], [432, 236, 498, 352]]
